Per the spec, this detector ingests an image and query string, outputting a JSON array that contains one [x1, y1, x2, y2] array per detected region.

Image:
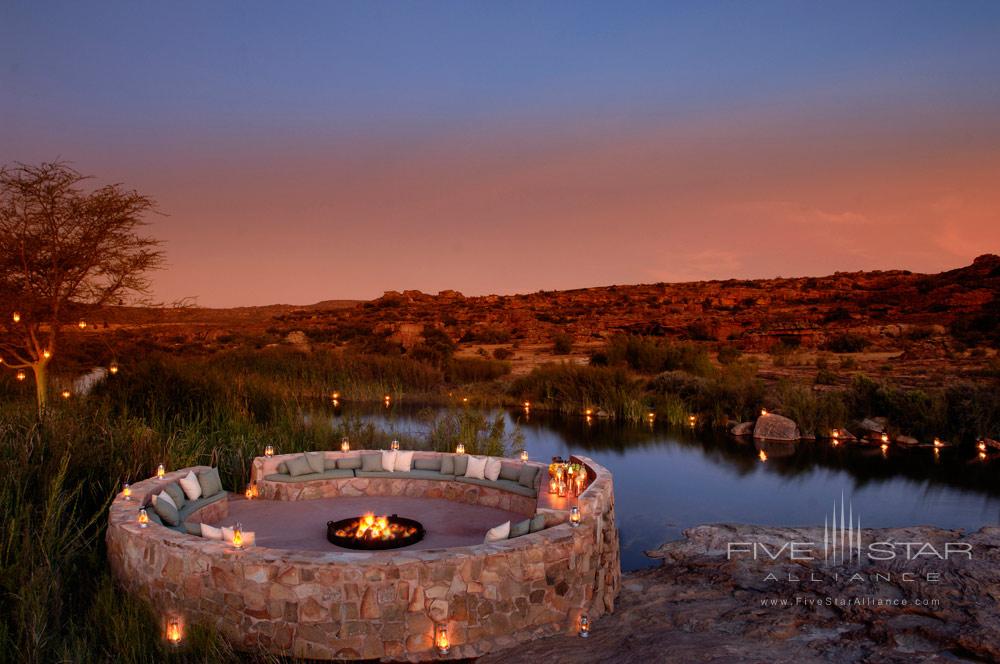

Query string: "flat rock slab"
[[218, 496, 522, 551], [480, 524, 1000, 663]]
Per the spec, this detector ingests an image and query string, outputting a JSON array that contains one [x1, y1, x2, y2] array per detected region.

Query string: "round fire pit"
[[327, 513, 425, 550]]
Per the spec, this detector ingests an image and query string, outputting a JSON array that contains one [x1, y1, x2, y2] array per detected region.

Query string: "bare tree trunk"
[[33, 362, 48, 414]]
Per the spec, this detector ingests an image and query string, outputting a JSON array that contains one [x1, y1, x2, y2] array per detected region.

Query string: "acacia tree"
[[0, 161, 164, 412]]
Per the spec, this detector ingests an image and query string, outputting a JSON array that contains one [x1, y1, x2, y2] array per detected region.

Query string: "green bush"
[[601, 335, 714, 376], [552, 333, 574, 355], [510, 362, 644, 421]]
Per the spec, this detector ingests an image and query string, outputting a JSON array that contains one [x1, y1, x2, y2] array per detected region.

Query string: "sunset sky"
[[3, 1, 1000, 306]]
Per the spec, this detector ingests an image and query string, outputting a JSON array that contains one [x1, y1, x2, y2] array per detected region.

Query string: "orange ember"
[[335, 513, 418, 542]]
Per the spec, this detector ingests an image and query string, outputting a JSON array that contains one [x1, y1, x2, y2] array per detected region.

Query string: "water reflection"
[[320, 402, 1000, 571]]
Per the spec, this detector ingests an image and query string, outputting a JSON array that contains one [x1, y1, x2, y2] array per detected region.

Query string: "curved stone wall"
[[106, 454, 620, 661]]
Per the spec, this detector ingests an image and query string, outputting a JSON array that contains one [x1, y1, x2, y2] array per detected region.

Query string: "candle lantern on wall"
[[166, 619, 182, 646], [341, 438, 350, 453], [520, 450, 529, 462], [570, 506, 581, 527], [138, 508, 149, 528], [391, 440, 400, 451], [264, 445, 274, 457], [156, 464, 165, 479], [578, 614, 591, 638], [455, 443, 466, 455], [435, 624, 450, 655], [122, 482, 131, 500]]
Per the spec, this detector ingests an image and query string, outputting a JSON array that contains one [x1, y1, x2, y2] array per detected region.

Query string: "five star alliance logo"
[[824, 493, 862, 564]]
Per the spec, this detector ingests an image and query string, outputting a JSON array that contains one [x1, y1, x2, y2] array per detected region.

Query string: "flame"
[[167, 620, 182, 645], [344, 513, 416, 541], [758, 450, 768, 462], [232, 528, 243, 548]]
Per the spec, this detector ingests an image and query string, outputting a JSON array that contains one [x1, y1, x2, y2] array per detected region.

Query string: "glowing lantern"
[[138, 508, 149, 528], [42, 350, 51, 359], [880, 433, 889, 444], [12, 312, 20, 323], [933, 438, 943, 449], [331, 391, 340, 400], [688, 414, 696, 426], [758, 450, 768, 463], [61, 389, 71, 399], [584, 408, 593, 417], [264, 445, 274, 457], [980, 451, 988, 461], [157, 464, 165, 479], [575, 474, 585, 495], [462, 396, 468, 404], [435, 624, 450, 655], [166, 619, 182, 646], [78, 320, 87, 329], [16, 371, 26, 381], [578, 614, 591, 638], [108, 361, 119, 375], [455, 443, 466, 455], [570, 506, 581, 527], [391, 439, 400, 451], [760, 408, 768, 417], [341, 438, 350, 453], [831, 429, 839, 440], [549, 478, 558, 494], [647, 411, 656, 422], [523, 401, 531, 410], [244, 483, 257, 500], [977, 441, 987, 453], [384, 395, 391, 406], [232, 524, 244, 549], [520, 450, 529, 462], [558, 481, 566, 498], [122, 482, 131, 500]]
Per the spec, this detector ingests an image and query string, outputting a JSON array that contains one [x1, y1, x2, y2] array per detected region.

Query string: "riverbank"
[[479, 523, 1000, 662]]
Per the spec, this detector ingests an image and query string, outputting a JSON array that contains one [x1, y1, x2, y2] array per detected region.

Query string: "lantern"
[[570, 506, 581, 527], [391, 439, 400, 451], [933, 438, 943, 449], [584, 408, 593, 417], [232, 524, 244, 549], [245, 484, 254, 500], [977, 441, 987, 453], [575, 474, 585, 495], [980, 451, 988, 461], [78, 320, 87, 329], [523, 401, 531, 410], [341, 438, 350, 453], [578, 614, 591, 638], [157, 464, 165, 479], [42, 350, 51, 359], [520, 450, 529, 462], [688, 414, 696, 426], [264, 445, 274, 457], [61, 389, 71, 399], [12, 312, 20, 323], [384, 395, 391, 406], [435, 624, 450, 655], [166, 619, 182, 646], [138, 508, 149, 528], [760, 408, 768, 416], [558, 481, 566, 498], [455, 443, 465, 455], [880, 433, 889, 444], [16, 371, 26, 381], [109, 361, 119, 375], [122, 482, 131, 500], [331, 391, 340, 400], [831, 429, 839, 440], [549, 478, 558, 495], [647, 411, 655, 422], [758, 450, 768, 462], [462, 397, 468, 404]]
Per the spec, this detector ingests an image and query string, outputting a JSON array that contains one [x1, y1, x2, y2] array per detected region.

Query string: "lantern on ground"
[[435, 624, 450, 655], [570, 506, 581, 527], [384, 395, 391, 407], [520, 450, 529, 462], [523, 401, 531, 411], [760, 408, 767, 417], [12, 312, 20, 323], [166, 619, 182, 646], [688, 414, 696, 427], [331, 391, 340, 400], [462, 396, 468, 404], [61, 389, 71, 399], [933, 438, 943, 449], [157, 464, 165, 479], [575, 474, 585, 495], [16, 371, 26, 381], [578, 614, 591, 638], [341, 438, 350, 453], [391, 440, 400, 451], [122, 482, 131, 500], [138, 508, 149, 528], [558, 481, 566, 498], [78, 320, 87, 329], [264, 445, 274, 457], [977, 441, 987, 453], [646, 411, 655, 423], [109, 361, 119, 375], [880, 433, 889, 444], [549, 478, 558, 495], [42, 350, 51, 359], [245, 483, 255, 500]]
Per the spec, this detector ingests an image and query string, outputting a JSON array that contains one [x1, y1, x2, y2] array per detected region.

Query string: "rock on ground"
[[479, 524, 1000, 664], [753, 413, 800, 441]]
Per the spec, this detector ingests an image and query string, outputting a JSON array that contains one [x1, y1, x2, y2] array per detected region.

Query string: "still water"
[[332, 404, 1000, 571]]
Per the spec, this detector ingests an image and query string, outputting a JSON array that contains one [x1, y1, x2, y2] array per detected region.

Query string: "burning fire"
[[336, 513, 417, 542]]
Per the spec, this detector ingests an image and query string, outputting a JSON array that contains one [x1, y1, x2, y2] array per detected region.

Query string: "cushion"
[[440, 455, 455, 475], [529, 514, 546, 533], [197, 468, 223, 497], [179, 471, 203, 501], [453, 454, 469, 476], [201, 524, 223, 540], [380, 450, 398, 473], [361, 454, 383, 472], [264, 469, 355, 482], [277, 461, 288, 474], [414, 457, 442, 471], [305, 452, 326, 474], [394, 450, 414, 472], [153, 491, 180, 526], [456, 476, 537, 497], [145, 509, 163, 526], [509, 519, 531, 538], [485, 458, 502, 482], [177, 491, 228, 521], [484, 520, 511, 543], [338, 456, 362, 470], [184, 522, 203, 536], [324, 458, 339, 470], [356, 469, 451, 480], [465, 456, 487, 480], [518, 465, 539, 489], [163, 482, 187, 509], [221, 526, 234, 543], [499, 462, 521, 482], [285, 455, 314, 477]]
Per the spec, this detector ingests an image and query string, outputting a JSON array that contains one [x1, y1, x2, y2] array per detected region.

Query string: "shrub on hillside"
[[824, 333, 870, 353]]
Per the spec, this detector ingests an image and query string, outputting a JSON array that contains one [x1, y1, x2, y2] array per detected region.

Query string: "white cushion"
[[484, 520, 511, 543], [157, 491, 176, 509], [201, 524, 223, 540], [222, 526, 234, 542], [394, 450, 414, 472], [380, 449, 398, 473], [465, 455, 487, 480], [179, 471, 202, 501], [485, 458, 502, 481]]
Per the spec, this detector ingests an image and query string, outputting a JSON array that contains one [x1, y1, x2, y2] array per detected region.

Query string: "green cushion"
[[153, 493, 180, 526], [277, 461, 288, 474], [414, 457, 442, 471], [453, 455, 469, 476], [456, 476, 536, 498], [440, 455, 455, 475], [509, 518, 531, 538], [499, 462, 521, 482], [529, 514, 546, 533], [337, 456, 362, 470], [324, 458, 338, 470], [517, 465, 539, 489], [360, 454, 383, 472], [178, 491, 228, 521], [305, 452, 326, 474], [184, 522, 203, 536], [162, 482, 187, 509], [285, 455, 313, 477], [263, 469, 355, 483], [356, 470, 452, 480], [197, 468, 223, 497]]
